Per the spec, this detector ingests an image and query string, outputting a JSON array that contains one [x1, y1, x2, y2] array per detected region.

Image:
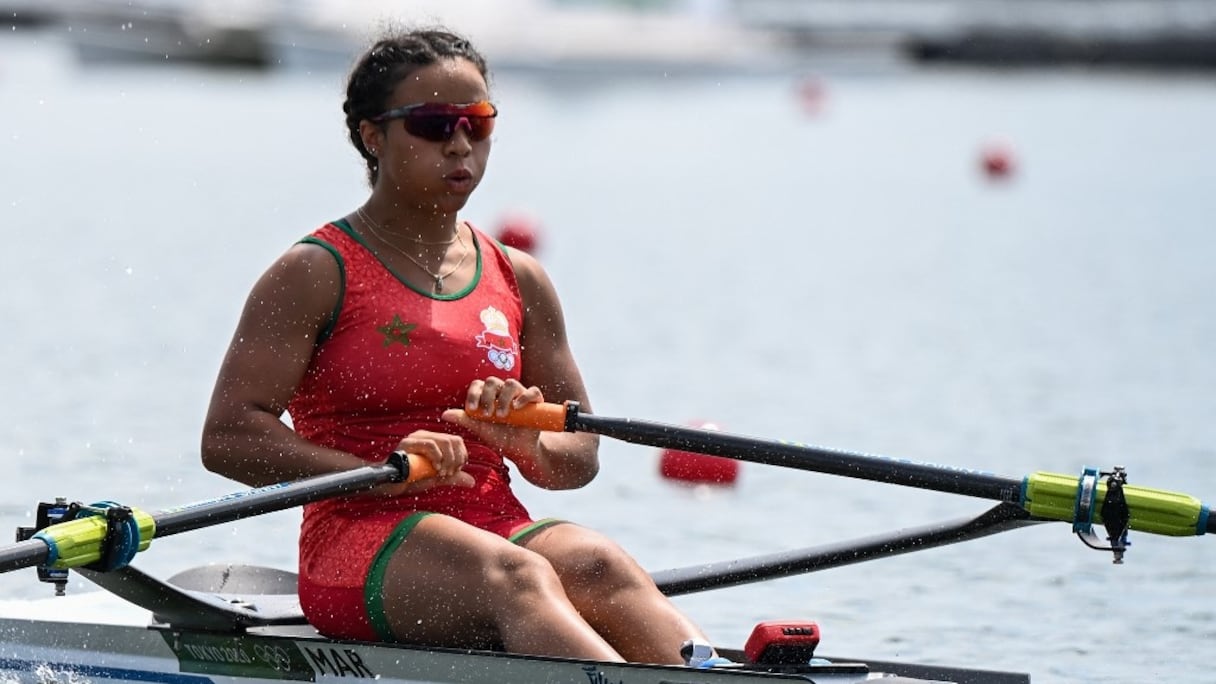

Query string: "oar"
[[0, 452, 436, 575], [653, 502, 1041, 596], [472, 402, 1214, 538]]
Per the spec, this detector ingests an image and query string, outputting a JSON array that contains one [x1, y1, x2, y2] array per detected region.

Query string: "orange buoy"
[[495, 212, 542, 253], [658, 421, 740, 486], [980, 141, 1016, 180]]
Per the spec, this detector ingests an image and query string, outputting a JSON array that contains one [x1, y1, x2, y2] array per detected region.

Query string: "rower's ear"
[[359, 119, 384, 158]]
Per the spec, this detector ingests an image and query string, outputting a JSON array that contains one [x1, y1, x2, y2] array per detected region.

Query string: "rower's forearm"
[[201, 414, 367, 487], [522, 432, 600, 490]]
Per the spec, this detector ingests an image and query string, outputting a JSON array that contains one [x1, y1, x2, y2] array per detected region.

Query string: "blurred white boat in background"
[[2, 0, 62, 27], [11, 0, 1216, 72], [267, 0, 799, 77], [55, 0, 275, 68], [730, 0, 1216, 68], [23, 0, 799, 75]]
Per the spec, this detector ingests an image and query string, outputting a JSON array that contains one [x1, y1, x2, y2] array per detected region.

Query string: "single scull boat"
[[2, 402, 1210, 683]]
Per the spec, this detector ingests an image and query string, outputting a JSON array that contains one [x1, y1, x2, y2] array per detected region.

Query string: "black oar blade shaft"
[[153, 464, 399, 538], [0, 540, 58, 575], [653, 503, 1039, 595], [0, 460, 416, 574], [574, 413, 1023, 503], [480, 403, 1213, 540]]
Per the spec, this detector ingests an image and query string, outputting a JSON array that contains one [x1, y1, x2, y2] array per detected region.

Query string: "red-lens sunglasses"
[[371, 101, 498, 142]]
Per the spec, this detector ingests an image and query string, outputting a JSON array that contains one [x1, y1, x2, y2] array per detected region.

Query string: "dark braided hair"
[[343, 28, 490, 186]]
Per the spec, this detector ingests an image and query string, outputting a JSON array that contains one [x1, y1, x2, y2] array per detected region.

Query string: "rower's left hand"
[[442, 377, 543, 462]]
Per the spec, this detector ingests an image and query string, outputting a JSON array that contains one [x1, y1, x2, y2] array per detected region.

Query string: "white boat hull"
[[0, 614, 898, 684], [0, 552, 1033, 684]]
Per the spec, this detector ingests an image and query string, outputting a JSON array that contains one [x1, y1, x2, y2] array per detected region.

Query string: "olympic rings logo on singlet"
[[475, 306, 518, 371]]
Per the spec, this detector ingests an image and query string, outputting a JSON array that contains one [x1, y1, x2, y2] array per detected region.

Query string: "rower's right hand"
[[375, 430, 476, 495]]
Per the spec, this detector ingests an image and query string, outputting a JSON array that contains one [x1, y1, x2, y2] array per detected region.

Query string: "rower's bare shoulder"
[[503, 245, 558, 303], [244, 241, 343, 325], [264, 240, 343, 286]]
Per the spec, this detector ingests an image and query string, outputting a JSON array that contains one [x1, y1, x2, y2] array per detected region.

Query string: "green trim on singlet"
[[333, 218, 483, 301], [365, 511, 433, 642], [508, 518, 565, 544], [297, 236, 345, 344]]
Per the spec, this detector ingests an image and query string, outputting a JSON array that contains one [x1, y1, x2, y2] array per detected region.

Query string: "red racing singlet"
[[288, 219, 531, 532]]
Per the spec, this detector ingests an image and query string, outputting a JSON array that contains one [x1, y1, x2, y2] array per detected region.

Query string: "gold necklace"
[[355, 206, 460, 246], [356, 207, 468, 292]]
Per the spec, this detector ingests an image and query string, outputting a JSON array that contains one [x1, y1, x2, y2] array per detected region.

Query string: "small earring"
[[369, 148, 378, 157]]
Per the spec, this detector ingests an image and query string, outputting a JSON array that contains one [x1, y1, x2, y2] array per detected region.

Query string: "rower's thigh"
[[520, 523, 651, 592], [378, 513, 554, 646]]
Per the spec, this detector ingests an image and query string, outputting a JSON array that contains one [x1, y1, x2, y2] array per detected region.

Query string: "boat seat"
[[77, 563, 310, 633]]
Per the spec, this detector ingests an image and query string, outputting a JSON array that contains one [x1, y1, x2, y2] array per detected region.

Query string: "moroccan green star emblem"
[[378, 314, 417, 348]]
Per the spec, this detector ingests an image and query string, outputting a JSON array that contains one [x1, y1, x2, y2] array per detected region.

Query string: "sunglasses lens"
[[401, 102, 497, 142], [404, 116, 456, 142], [464, 116, 495, 141]]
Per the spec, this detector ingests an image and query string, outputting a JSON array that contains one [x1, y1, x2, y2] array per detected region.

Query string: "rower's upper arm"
[[510, 247, 591, 410], [211, 242, 342, 418]]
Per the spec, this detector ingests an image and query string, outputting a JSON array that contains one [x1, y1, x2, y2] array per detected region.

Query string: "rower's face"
[[361, 58, 493, 215]]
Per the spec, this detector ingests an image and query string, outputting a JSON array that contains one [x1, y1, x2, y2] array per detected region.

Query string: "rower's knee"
[[553, 540, 649, 599], [481, 545, 562, 600]]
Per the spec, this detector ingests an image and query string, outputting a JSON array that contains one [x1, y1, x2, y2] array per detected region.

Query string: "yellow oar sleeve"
[[1022, 471, 1208, 537], [32, 506, 156, 570]]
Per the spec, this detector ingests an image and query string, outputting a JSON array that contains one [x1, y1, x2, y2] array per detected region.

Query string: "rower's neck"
[[360, 200, 460, 244]]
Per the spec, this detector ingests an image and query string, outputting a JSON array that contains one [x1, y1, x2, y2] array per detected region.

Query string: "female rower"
[[201, 26, 724, 666]]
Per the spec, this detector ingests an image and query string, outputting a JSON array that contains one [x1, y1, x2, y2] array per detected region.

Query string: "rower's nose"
[[445, 121, 473, 155]]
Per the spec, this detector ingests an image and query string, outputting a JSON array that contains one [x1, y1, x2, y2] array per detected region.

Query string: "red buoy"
[[495, 212, 542, 253], [795, 75, 827, 117], [980, 141, 1016, 180], [658, 421, 740, 486]]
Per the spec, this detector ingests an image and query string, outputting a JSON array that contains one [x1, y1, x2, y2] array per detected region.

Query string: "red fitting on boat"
[[744, 620, 821, 665]]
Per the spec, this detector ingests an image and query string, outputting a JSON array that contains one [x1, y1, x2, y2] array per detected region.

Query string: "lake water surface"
[[2, 31, 1215, 684]]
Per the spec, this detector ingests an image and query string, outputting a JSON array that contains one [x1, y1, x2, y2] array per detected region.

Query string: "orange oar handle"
[[466, 401, 570, 432], [389, 451, 439, 483]]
